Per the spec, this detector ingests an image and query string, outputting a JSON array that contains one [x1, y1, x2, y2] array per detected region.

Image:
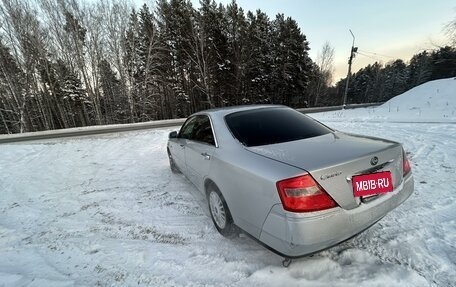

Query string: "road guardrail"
[[0, 103, 381, 144]]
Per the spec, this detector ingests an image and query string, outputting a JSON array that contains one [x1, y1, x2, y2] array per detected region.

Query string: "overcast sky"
[[195, 0, 455, 83]]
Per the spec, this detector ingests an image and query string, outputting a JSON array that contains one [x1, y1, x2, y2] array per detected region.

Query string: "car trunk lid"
[[246, 132, 403, 210]]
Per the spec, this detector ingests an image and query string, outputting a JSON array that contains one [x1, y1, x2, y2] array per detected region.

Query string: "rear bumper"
[[259, 174, 414, 257]]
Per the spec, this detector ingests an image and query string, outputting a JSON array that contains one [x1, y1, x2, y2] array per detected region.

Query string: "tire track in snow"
[[1, 125, 455, 286]]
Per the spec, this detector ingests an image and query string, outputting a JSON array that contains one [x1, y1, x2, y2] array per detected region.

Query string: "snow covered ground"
[[1, 78, 455, 286]]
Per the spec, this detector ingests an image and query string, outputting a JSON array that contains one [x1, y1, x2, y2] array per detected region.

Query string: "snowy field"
[[1, 78, 455, 286]]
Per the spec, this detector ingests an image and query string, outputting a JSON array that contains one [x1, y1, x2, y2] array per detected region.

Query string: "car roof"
[[193, 104, 285, 118]]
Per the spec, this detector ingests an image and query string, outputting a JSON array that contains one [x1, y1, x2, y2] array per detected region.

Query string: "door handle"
[[179, 144, 185, 148], [201, 152, 211, 160]]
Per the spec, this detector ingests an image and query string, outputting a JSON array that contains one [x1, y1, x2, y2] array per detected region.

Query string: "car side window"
[[178, 115, 216, 146], [179, 117, 197, 139], [192, 116, 215, 146]]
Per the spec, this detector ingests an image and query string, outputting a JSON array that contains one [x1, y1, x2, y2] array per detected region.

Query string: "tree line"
[[0, 0, 327, 134], [0, 0, 455, 134], [330, 46, 456, 106]]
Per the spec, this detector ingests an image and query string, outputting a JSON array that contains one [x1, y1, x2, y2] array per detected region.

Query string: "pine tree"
[[349, 63, 384, 103], [197, 0, 230, 107], [271, 14, 311, 106], [430, 46, 456, 80], [98, 59, 128, 123], [407, 51, 431, 89], [137, 4, 162, 121], [244, 10, 273, 104], [383, 59, 407, 101], [155, 0, 195, 117], [55, 59, 90, 127], [224, 0, 247, 105]]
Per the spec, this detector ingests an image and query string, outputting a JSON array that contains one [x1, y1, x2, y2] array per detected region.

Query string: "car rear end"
[[259, 143, 413, 257]]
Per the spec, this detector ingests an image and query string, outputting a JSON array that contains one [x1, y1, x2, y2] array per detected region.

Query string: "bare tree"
[[0, 0, 46, 132], [97, 0, 133, 122], [314, 41, 335, 106], [444, 13, 456, 47], [187, 17, 214, 109]]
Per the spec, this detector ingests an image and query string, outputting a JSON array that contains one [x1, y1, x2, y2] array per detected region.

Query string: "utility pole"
[[342, 29, 357, 109]]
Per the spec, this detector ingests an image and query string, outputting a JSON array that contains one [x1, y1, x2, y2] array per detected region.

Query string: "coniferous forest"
[[0, 0, 455, 134]]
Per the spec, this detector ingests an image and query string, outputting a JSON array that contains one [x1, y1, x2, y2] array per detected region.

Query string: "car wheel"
[[207, 184, 237, 237], [167, 149, 180, 173]]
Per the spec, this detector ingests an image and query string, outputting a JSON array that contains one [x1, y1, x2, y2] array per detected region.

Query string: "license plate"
[[352, 171, 393, 197]]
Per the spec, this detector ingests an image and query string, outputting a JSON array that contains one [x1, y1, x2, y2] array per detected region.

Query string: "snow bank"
[[313, 77, 456, 123]]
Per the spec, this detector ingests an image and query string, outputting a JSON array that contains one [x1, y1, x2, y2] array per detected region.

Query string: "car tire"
[[167, 149, 180, 174], [207, 184, 237, 237]]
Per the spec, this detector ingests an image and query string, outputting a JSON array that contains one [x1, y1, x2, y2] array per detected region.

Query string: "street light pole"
[[342, 29, 357, 109]]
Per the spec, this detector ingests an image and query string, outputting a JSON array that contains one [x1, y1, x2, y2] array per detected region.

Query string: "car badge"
[[370, 156, 379, 166], [320, 171, 342, 181]]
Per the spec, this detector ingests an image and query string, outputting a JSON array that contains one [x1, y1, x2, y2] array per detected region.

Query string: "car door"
[[184, 115, 217, 192], [171, 116, 198, 175]]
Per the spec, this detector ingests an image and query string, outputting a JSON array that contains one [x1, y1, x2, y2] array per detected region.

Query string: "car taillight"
[[402, 148, 411, 176], [276, 174, 338, 212]]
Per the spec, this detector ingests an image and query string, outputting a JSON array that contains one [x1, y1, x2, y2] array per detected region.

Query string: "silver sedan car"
[[167, 105, 414, 258]]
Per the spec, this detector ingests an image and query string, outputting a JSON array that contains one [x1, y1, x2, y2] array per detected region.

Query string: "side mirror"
[[169, 131, 178, 139]]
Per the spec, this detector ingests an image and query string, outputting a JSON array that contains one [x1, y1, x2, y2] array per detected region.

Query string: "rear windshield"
[[225, 107, 332, 147]]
